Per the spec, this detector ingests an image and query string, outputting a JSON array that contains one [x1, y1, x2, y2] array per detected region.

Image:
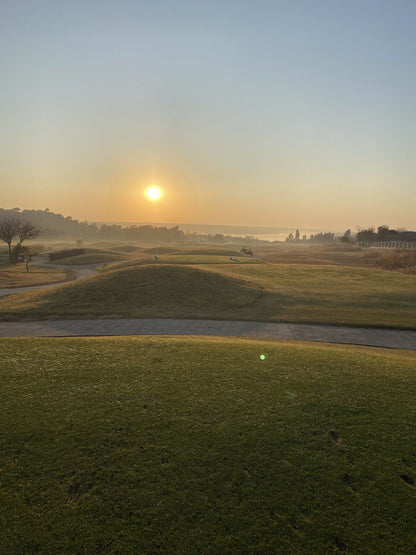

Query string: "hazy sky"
[[0, 0, 415, 230]]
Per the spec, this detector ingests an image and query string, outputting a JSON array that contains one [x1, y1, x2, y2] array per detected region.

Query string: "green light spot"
[[260, 354, 265, 360]]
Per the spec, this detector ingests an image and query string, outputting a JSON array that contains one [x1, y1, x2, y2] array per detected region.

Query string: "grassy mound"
[[51, 248, 129, 265], [168, 246, 244, 256], [110, 245, 144, 253], [54, 253, 126, 265], [1, 337, 416, 553], [143, 246, 179, 254], [0, 265, 262, 320]]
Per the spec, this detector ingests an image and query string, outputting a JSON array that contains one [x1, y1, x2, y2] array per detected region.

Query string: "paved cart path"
[[0, 318, 416, 350]]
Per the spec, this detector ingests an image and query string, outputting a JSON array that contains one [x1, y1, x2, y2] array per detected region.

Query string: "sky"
[[0, 0, 415, 230]]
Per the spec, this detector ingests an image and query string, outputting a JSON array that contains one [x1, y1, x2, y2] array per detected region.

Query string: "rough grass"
[[1, 336, 416, 553], [1, 262, 415, 329], [376, 250, 416, 272], [0, 263, 74, 288]]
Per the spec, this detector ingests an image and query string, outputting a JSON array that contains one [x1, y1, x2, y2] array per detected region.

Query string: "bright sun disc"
[[145, 186, 162, 201]]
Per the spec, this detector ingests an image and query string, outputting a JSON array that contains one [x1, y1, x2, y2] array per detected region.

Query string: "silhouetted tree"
[[307, 232, 334, 243], [356, 227, 376, 245], [376, 225, 390, 240], [340, 229, 352, 243], [0, 217, 41, 262], [0, 218, 20, 261], [17, 221, 40, 245]]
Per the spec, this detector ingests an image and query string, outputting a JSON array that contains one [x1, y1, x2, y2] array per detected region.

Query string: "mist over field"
[[96, 223, 333, 242]]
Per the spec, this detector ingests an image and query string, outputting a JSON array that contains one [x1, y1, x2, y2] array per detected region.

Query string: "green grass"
[[53, 248, 257, 268], [1, 262, 416, 329], [1, 336, 416, 553], [105, 253, 261, 271], [211, 262, 416, 328], [148, 254, 259, 264]]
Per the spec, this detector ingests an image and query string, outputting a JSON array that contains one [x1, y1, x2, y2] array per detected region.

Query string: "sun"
[[145, 186, 162, 201]]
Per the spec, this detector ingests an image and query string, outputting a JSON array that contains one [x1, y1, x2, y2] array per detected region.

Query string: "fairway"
[[1, 336, 416, 553], [1, 248, 416, 329]]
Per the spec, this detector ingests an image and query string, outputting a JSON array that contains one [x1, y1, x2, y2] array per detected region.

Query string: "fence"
[[370, 241, 416, 249]]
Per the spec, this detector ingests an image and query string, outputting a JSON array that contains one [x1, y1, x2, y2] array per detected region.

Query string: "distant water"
[[241, 233, 292, 242]]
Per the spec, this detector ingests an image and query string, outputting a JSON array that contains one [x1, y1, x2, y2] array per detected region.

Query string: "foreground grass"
[[1, 262, 416, 329], [0, 263, 74, 288], [1, 337, 416, 553]]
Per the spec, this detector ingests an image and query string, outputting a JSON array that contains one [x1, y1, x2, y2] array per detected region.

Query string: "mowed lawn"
[[0, 259, 415, 328], [205, 262, 416, 328], [1, 337, 416, 553]]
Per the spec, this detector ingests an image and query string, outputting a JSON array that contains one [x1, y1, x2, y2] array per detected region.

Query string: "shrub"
[[377, 250, 416, 271]]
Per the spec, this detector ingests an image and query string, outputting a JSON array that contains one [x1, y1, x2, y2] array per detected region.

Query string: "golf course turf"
[[1, 260, 416, 329], [1, 336, 416, 553]]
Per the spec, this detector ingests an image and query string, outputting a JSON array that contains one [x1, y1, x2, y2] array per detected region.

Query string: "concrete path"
[[32, 257, 101, 279], [0, 318, 416, 350]]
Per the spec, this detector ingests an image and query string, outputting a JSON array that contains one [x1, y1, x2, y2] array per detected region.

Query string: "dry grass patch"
[[0, 263, 74, 288]]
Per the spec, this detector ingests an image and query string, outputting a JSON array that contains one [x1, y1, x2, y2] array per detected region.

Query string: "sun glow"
[[145, 186, 162, 201]]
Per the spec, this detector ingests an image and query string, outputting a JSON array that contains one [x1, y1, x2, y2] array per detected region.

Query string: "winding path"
[[1, 260, 415, 350], [0, 258, 100, 298]]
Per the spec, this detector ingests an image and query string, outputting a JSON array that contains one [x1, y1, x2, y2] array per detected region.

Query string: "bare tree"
[[0, 218, 20, 261], [0, 218, 41, 262], [17, 221, 41, 245]]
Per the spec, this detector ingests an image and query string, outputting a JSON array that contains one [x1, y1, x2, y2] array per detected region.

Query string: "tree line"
[[285, 230, 335, 243], [285, 226, 414, 245], [0, 208, 269, 252], [355, 226, 415, 245]]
